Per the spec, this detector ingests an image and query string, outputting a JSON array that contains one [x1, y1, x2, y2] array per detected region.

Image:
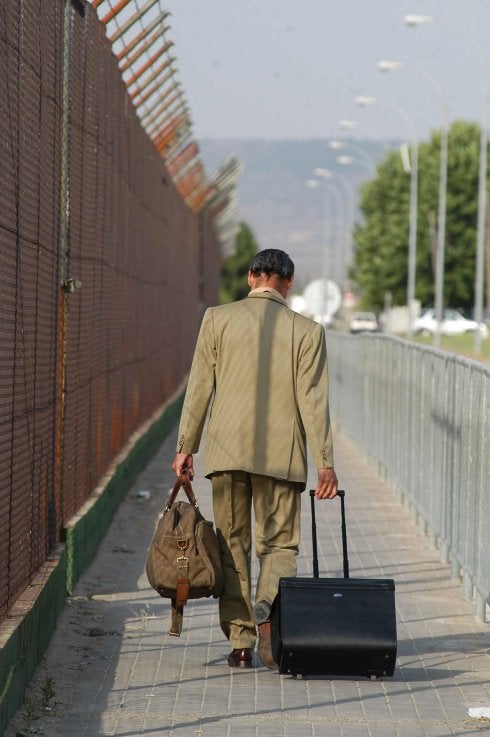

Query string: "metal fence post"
[[53, 0, 75, 537]]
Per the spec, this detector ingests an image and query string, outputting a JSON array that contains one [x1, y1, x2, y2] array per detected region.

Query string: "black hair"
[[248, 249, 294, 279]]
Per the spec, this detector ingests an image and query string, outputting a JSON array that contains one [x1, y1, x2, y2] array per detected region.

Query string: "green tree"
[[219, 221, 259, 303], [351, 149, 411, 310], [351, 120, 487, 313]]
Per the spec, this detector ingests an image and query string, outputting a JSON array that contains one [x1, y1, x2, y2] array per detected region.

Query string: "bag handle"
[[164, 472, 199, 513]]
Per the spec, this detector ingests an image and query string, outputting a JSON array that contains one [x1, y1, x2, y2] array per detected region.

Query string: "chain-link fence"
[[0, 0, 220, 624]]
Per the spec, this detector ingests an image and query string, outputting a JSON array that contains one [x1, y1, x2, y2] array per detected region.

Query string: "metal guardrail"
[[327, 331, 490, 622]]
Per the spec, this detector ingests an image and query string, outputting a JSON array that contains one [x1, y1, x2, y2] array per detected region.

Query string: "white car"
[[413, 308, 488, 337], [349, 312, 379, 334]]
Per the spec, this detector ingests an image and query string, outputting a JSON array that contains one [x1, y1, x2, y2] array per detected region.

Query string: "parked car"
[[413, 308, 488, 337], [349, 312, 379, 334]]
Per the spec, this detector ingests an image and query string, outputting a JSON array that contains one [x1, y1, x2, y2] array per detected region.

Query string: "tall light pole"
[[315, 167, 357, 287], [336, 153, 377, 177], [338, 119, 392, 152], [305, 175, 347, 318], [305, 178, 330, 298], [307, 173, 348, 288], [405, 13, 489, 353], [378, 59, 449, 348], [328, 139, 378, 176], [356, 95, 419, 337]]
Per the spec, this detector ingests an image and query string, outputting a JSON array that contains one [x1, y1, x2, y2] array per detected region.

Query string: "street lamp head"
[[328, 140, 347, 150], [338, 120, 357, 130], [404, 14, 434, 26], [313, 167, 333, 180], [377, 60, 403, 72], [355, 95, 377, 107]]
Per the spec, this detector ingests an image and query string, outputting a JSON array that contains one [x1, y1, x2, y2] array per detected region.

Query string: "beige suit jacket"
[[177, 290, 334, 486]]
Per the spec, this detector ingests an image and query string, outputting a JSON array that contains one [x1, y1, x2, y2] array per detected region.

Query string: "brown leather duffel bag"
[[146, 473, 223, 636]]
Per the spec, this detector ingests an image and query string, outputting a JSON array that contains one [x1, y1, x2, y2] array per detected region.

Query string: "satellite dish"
[[303, 279, 342, 319]]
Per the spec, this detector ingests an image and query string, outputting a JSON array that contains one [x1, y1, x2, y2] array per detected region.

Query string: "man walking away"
[[173, 249, 338, 669]]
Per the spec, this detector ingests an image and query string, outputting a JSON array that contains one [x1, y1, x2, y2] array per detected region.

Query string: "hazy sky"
[[163, 0, 490, 143]]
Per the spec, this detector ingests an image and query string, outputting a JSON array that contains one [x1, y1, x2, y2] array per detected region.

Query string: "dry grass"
[[411, 332, 490, 363]]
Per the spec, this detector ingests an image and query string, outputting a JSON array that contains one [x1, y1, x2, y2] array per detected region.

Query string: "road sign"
[[303, 279, 342, 318]]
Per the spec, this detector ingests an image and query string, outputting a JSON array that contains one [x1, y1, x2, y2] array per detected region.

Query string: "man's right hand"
[[315, 467, 338, 499], [172, 453, 194, 479]]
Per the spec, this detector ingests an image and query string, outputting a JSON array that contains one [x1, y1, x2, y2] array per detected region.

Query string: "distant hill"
[[199, 138, 392, 290]]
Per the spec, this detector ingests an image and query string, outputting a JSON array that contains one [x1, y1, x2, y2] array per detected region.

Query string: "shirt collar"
[[248, 287, 288, 305]]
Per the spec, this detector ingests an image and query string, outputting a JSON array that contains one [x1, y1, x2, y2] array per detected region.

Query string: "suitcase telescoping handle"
[[309, 489, 349, 579]]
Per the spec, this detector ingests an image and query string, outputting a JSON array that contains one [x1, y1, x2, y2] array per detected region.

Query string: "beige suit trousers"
[[211, 471, 302, 649]]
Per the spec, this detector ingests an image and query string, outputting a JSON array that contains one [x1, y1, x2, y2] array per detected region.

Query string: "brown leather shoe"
[[227, 648, 253, 668], [257, 621, 277, 670]]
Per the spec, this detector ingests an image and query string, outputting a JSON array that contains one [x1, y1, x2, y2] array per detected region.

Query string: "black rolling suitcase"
[[271, 489, 397, 679]]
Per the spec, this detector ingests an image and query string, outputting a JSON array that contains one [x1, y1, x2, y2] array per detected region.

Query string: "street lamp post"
[[328, 139, 378, 176], [404, 13, 489, 353], [338, 119, 392, 152], [356, 95, 419, 337], [306, 175, 347, 319], [377, 59, 449, 348], [307, 173, 347, 289], [336, 153, 377, 177], [315, 167, 356, 287], [305, 178, 331, 301]]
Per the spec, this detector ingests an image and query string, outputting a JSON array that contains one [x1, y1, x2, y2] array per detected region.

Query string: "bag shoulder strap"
[[164, 473, 199, 513], [166, 473, 198, 637]]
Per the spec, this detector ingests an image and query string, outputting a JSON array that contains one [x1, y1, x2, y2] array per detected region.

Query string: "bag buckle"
[[177, 539, 189, 564]]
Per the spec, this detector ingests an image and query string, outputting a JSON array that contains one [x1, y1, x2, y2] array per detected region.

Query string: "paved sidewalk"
[[5, 430, 490, 737]]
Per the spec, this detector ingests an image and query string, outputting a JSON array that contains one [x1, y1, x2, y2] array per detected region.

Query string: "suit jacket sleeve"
[[296, 322, 334, 469], [176, 308, 216, 454]]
